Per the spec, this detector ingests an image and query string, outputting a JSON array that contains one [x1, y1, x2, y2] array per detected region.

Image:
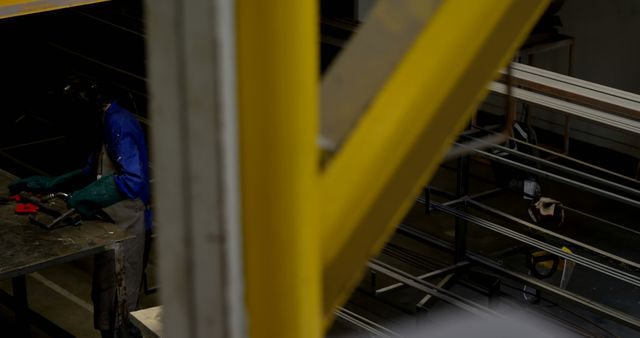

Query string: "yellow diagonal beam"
[[237, 1, 321, 338], [321, 0, 549, 321], [321, 0, 442, 151]]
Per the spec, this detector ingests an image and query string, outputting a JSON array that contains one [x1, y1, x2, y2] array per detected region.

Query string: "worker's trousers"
[[92, 198, 145, 330]]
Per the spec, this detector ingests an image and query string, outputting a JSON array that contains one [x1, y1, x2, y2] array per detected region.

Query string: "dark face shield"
[[62, 80, 105, 151]]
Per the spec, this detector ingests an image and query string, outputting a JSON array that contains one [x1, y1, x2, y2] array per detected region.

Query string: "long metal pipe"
[[471, 254, 640, 331], [458, 135, 640, 198], [460, 144, 640, 208], [468, 199, 640, 270], [490, 82, 640, 135], [443, 133, 509, 161], [432, 203, 640, 288], [416, 187, 504, 207], [395, 223, 640, 331], [382, 243, 444, 272], [562, 204, 640, 237], [335, 308, 402, 338], [368, 259, 501, 319], [472, 124, 640, 186], [375, 261, 470, 295]]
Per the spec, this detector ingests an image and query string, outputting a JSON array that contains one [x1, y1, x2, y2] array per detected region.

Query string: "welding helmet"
[[63, 77, 114, 112]]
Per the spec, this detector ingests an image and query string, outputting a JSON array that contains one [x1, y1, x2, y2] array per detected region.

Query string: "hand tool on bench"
[[2, 194, 40, 214], [17, 192, 82, 229]]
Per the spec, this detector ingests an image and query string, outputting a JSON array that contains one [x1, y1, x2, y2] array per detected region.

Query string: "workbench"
[[130, 306, 162, 338], [0, 169, 133, 337]]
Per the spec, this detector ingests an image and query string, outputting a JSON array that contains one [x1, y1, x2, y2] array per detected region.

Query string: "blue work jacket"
[[83, 101, 152, 230]]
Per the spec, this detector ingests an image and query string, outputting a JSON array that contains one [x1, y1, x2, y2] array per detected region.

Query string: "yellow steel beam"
[[0, 0, 107, 19], [237, 1, 321, 338], [321, 0, 549, 321], [320, 0, 442, 152]]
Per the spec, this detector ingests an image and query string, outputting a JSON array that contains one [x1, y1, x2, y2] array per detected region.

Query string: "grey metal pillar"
[[145, 0, 245, 337]]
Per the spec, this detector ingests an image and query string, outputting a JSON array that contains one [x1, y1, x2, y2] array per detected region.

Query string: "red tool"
[[7, 194, 39, 214], [15, 203, 39, 214]]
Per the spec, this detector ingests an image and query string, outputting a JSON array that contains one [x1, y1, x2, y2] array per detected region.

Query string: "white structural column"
[[145, 0, 245, 337]]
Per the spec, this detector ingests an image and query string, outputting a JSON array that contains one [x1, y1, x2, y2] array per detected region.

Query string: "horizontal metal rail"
[[468, 199, 640, 270], [490, 82, 640, 135], [507, 62, 640, 112], [415, 273, 455, 308], [562, 204, 640, 237], [395, 223, 640, 331], [368, 259, 500, 319], [422, 185, 640, 242], [335, 308, 401, 337], [470, 254, 640, 331], [458, 143, 640, 208], [458, 135, 640, 198], [443, 133, 508, 161], [432, 202, 640, 288], [382, 243, 444, 272], [417, 187, 504, 207], [375, 261, 470, 295], [471, 124, 640, 186]]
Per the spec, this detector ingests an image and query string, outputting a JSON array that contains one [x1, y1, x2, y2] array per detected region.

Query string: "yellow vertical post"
[[237, 1, 321, 338]]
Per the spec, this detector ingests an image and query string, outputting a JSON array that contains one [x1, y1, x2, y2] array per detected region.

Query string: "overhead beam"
[[320, 0, 549, 321], [500, 62, 640, 121], [0, 0, 107, 19], [490, 82, 640, 135]]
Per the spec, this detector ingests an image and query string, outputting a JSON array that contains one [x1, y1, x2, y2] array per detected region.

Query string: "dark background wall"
[[526, 0, 640, 158], [2, 0, 637, 178], [0, 1, 147, 178]]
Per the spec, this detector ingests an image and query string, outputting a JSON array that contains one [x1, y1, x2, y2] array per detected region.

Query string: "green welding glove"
[[68, 174, 124, 217], [9, 169, 87, 195]]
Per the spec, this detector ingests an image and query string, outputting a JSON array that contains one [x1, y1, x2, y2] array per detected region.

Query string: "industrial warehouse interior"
[[0, 0, 639, 337]]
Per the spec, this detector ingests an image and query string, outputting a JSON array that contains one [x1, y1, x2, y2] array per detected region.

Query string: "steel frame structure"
[[395, 221, 640, 331], [403, 80, 640, 332], [236, 1, 548, 337], [4, 0, 550, 336]]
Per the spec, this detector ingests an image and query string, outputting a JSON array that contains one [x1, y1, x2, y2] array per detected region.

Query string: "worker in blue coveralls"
[[9, 80, 150, 338]]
